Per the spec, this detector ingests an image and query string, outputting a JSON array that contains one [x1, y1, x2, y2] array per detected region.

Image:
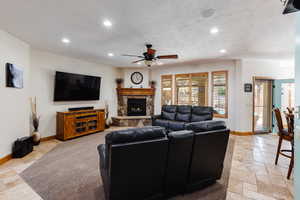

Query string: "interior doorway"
[[253, 78, 273, 134]]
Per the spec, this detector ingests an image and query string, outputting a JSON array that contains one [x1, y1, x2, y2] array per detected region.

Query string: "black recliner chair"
[[185, 121, 230, 191], [164, 130, 194, 197], [98, 126, 168, 200], [152, 105, 213, 131]]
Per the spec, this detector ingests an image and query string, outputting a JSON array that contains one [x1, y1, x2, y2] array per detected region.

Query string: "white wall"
[[0, 30, 31, 157], [30, 50, 119, 138], [121, 68, 150, 88]]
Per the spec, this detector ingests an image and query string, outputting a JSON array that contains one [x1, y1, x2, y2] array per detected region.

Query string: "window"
[[212, 71, 228, 118], [175, 73, 208, 106], [161, 75, 173, 105], [191, 73, 209, 106], [175, 74, 190, 105]]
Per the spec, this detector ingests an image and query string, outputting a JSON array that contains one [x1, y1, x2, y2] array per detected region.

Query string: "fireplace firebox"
[[127, 98, 147, 116]]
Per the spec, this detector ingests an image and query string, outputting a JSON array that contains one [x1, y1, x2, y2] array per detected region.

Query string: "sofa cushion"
[[176, 113, 191, 122], [185, 120, 226, 132], [168, 121, 187, 131], [175, 105, 192, 122], [105, 126, 166, 145], [177, 105, 192, 114], [162, 105, 177, 113], [153, 119, 170, 128], [191, 106, 213, 122], [162, 111, 176, 120]]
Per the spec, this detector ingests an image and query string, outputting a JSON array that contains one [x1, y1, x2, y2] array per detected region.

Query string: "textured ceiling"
[[0, 0, 295, 67]]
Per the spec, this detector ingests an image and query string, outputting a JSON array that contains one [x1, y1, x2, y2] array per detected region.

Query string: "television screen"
[[54, 71, 101, 101], [6, 63, 23, 89]]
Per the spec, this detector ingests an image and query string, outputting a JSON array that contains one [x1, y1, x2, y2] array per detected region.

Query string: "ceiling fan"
[[122, 44, 178, 67]]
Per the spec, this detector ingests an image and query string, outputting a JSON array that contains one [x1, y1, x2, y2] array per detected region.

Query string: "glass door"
[[273, 79, 295, 131], [253, 79, 273, 133]]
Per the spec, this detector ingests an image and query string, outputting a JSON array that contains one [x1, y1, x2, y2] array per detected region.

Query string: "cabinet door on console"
[[64, 115, 75, 139], [98, 111, 105, 131]]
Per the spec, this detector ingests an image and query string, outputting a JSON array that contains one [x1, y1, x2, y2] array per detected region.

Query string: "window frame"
[[211, 71, 228, 118], [161, 74, 173, 105]]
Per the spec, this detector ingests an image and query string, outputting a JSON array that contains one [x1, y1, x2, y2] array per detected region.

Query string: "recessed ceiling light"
[[108, 53, 114, 57], [61, 38, 71, 44], [220, 49, 227, 53], [103, 19, 112, 27], [137, 62, 142, 65], [210, 27, 219, 35]]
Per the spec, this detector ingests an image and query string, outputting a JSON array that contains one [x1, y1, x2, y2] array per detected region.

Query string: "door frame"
[[252, 76, 274, 134]]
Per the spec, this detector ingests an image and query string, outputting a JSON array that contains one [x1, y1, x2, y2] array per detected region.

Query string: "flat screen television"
[[54, 71, 101, 101]]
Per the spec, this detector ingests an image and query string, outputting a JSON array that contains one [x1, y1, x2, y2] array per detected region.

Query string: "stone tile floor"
[[226, 134, 294, 200], [0, 129, 294, 200]]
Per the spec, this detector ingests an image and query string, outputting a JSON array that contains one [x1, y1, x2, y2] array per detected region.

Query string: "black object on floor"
[[12, 136, 33, 158]]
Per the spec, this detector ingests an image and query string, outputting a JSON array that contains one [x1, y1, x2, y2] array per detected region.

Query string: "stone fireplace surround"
[[112, 88, 155, 127]]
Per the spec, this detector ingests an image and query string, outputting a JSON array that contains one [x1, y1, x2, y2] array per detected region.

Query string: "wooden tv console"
[[56, 109, 105, 141]]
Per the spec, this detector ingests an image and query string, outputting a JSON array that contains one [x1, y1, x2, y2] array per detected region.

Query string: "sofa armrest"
[[98, 144, 107, 170], [151, 114, 162, 121], [185, 120, 226, 132], [168, 130, 194, 140]]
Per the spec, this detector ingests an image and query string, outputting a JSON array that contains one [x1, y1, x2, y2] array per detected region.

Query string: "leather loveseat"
[[152, 105, 213, 131], [98, 121, 229, 200]]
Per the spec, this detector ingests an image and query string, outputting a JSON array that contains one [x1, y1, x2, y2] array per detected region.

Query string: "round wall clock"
[[131, 72, 143, 85]]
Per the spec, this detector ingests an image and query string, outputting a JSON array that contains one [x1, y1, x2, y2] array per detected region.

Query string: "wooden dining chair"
[[273, 108, 294, 179], [284, 110, 294, 179]]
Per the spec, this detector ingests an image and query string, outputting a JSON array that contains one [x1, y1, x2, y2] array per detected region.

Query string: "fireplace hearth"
[[127, 98, 146, 116]]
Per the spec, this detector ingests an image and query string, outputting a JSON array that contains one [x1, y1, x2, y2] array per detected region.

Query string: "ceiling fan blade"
[[122, 54, 144, 58], [132, 59, 145, 64], [157, 55, 178, 59]]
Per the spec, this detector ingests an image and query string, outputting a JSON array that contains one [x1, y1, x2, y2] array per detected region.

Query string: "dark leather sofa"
[[98, 122, 229, 200], [152, 105, 214, 131]]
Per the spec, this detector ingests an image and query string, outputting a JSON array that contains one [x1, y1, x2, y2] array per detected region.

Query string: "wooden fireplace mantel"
[[116, 88, 155, 96]]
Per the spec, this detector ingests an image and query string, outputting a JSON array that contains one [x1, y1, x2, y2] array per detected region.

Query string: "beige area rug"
[[21, 130, 235, 200]]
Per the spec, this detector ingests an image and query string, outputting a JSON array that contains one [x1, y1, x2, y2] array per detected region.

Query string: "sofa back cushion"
[[175, 105, 192, 122], [162, 111, 176, 120], [161, 105, 177, 120], [165, 130, 194, 196], [108, 129, 169, 200], [162, 105, 177, 112], [187, 128, 230, 190], [105, 126, 166, 145], [191, 106, 213, 122]]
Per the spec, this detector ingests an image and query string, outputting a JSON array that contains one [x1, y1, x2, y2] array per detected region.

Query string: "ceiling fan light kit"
[[282, 0, 300, 14], [122, 44, 178, 67]]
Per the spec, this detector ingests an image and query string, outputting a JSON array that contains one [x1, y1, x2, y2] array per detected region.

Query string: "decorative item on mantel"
[[115, 78, 124, 88], [150, 80, 156, 88], [30, 97, 41, 145]]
